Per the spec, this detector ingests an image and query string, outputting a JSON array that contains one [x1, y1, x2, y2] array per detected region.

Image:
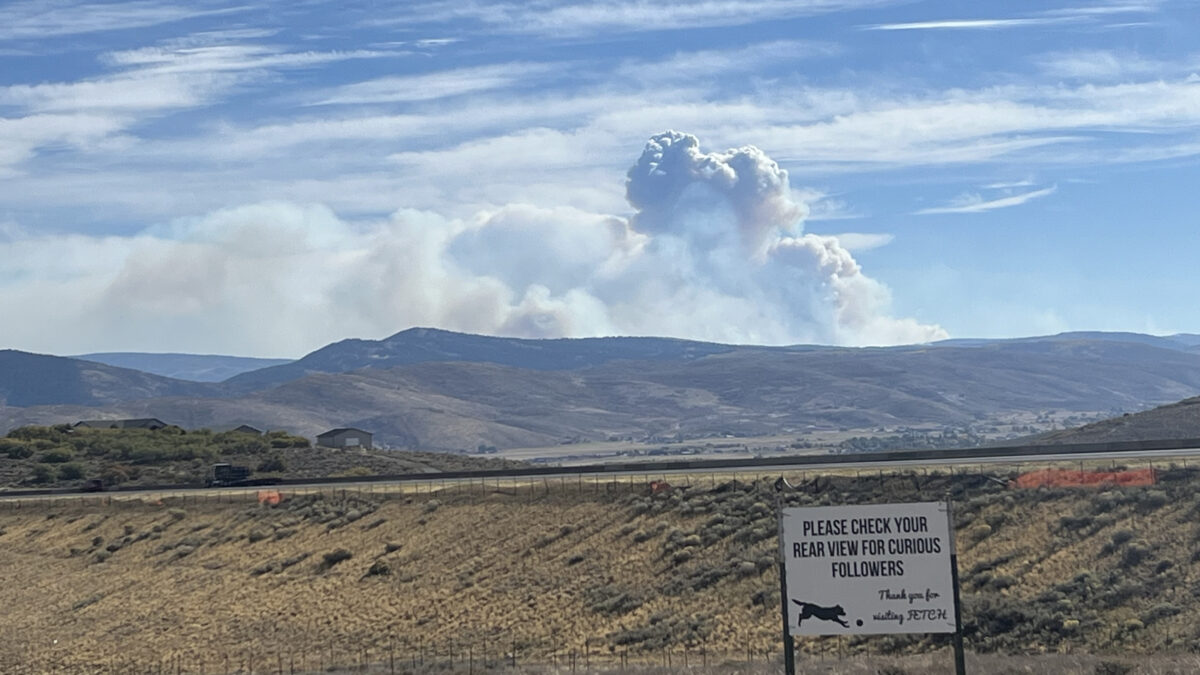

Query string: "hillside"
[[224, 328, 1200, 394], [0, 350, 216, 407], [0, 426, 525, 489], [1034, 396, 1200, 445], [75, 353, 292, 382], [221, 326, 739, 392], [10, 338, 1200, 452], [2, 468, 1198, 672], [935, 331, 1200, 352]]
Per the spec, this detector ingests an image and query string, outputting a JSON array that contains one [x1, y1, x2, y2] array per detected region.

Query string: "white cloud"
[[0, 42, 397, 114], [1037, 49, 1183, 80], [0, 40, 399, 173], [865, 1, 1159, 31], [310, 63, 555, 106], [0, 112, 129, 174], [613, 40, 840, 85], [831, 232, 893, 251], [982, 178, 1035, 189], [864, 18, 1074, 31], [1042, 2, 1162, 17], [916, 185, 1057, 215], [379, 0, 900, 37], [0, 1, 244, 40]]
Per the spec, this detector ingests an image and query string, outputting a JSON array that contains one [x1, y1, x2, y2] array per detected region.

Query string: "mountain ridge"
[[219, 326, 744, 392], [0, 350, 217, 408], [8, 337, 1200, 451]]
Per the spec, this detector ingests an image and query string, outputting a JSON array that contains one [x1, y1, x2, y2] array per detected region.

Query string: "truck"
[[206, 463, 282, 488], [206, 463, 252, 487]]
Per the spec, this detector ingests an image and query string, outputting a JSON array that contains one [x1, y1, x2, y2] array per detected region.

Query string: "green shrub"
[[586, 585, 644, 615], [58, 462, 85, 480], [39, 448, 74, 463], [2, 441, 32, 459], [320, 549, 353, 570], [1141, 603, 1181, 625], [30, 464, 57, 483], [1120, 544, 1151, 568], [256, 454, 286, 473], [363, 560, 391, 578], [100, 465, 130, 485], [1094, 662, 1133, 675]]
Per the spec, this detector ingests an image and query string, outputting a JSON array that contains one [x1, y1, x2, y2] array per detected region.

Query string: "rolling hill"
[[0, 350, 216, 408], [1033, 395, 1200, 445], [220, 326, 741, 392], [8, 336, 1200, 451]]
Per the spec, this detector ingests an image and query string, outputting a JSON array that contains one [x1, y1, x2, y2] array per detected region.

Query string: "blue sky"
[[1, 0, 1198, 357]]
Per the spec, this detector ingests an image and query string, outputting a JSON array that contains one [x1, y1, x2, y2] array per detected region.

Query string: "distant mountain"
[[10, 337, 1200, 450], [0, 350, 216, 408], [222, 327, 738, 391], [75, 352, 292, 382], [225, 328, 1200, 394], [935, 331, 1200, 352]]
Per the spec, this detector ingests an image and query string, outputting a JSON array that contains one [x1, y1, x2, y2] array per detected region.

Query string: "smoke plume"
[[0, 132, 945, 356]]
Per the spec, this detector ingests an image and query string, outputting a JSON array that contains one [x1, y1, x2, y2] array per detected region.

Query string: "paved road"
[[3, 438, 1197, 503]]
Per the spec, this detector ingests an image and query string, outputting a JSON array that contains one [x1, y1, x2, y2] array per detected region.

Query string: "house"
[[316, 427, 373, 450], [225, 424, 263, 435], [74, 418, 169, 430]]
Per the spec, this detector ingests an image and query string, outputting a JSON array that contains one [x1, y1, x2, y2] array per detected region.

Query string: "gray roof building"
[[74, 418, 169, 430], [316, 427, 373, 450]]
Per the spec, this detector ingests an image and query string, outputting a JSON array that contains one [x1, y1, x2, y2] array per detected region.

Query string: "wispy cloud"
[[864, 18, 1073, 31], [377, 0, 899, 37], [614, 40, 840, 85], [982, 178, 1035, 189], [0, 1, 245, 41], [866, 2, 1159, 32], [1037, 49, 1188, 80], [1042, 2, 1162, 17], [916, 185, 1057, 215], [1, 44, 397, 113], [309, 63, 555, 106], [832, 232, 893, 251]]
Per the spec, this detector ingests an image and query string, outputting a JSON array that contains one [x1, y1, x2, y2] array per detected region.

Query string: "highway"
[[3, 436, 1199, 503]]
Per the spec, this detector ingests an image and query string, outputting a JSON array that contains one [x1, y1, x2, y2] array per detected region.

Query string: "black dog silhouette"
[[792, 599, 849, 628]]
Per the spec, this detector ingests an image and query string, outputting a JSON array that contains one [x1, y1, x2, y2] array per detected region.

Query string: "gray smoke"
[[0, 132, 945, 356]]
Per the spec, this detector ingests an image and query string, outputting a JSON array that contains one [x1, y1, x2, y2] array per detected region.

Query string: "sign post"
[[775, 490, 796, 675], [779, 500, 965, 674], [947, 500, 967, 675]]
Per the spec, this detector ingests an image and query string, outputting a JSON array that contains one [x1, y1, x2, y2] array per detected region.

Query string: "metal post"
[[776, 482, 796, 675], [947, 498, 967, 675]]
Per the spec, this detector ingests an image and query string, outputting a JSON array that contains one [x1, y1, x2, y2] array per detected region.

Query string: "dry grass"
[[3, 468, 1200, 673]]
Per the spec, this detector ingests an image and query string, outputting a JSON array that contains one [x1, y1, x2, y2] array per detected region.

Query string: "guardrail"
[[3, 436, 1199, 499]]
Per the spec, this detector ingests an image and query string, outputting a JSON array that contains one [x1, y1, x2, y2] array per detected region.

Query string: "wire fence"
[[0, 454, 1188, 511], [3, 631, 973, 675], [2, 456, 1198, 674]]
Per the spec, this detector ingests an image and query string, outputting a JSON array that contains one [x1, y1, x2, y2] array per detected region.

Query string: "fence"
[[3, 456, 1199, 674], [1, 454, 1188, 511], [1, 630, 973, 674]]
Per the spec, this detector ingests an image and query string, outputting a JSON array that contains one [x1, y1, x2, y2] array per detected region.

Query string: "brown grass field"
[[2, 464, 1200, 674]]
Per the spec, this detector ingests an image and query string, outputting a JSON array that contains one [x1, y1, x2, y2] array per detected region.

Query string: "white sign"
[[781, 502, 957, 635]]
